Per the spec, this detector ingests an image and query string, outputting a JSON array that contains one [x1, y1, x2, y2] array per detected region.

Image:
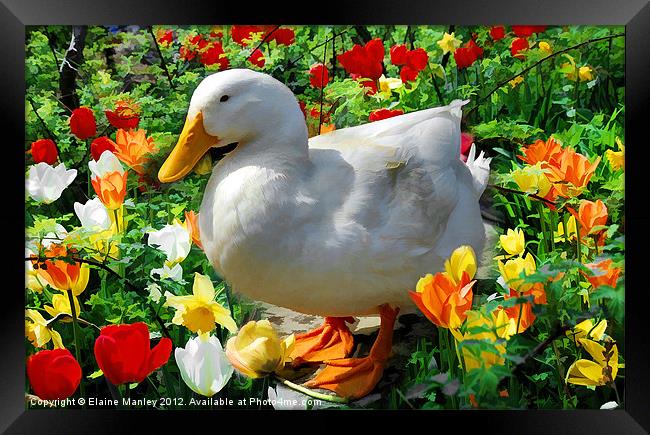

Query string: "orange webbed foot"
[[290, 316, 355, 366], [303, 305, 399, 400]]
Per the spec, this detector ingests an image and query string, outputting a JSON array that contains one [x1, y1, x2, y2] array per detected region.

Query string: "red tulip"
[[270, 28, 295, 45], [466, 40, 484, 60], [94, 322, 172, 385], [390, 44, 408, 65], [27, 349, 81, 400], [369, 108, 404, 122], [400, 65, 419, 82], [309, 63, 329, 88], [104, 100, 140, 130], [512, 25, 547, 37], [30, 139, 58, 165], [249, 49, 265, 67], [405, 48, 428, 71], [461, 132, 474, 162], [69, 107, 97, 140], [338, 38, 385, 81], [511, 37, 530, 59], [156, 29, 173, 47], [200, 42, 229, 70], [90, 136, 117, 161], [454, 40, 483, 70], [490, 26, 506, 41], [231, 25, 275, 46]]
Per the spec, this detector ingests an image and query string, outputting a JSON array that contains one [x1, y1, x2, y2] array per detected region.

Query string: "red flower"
[[511, 37, 530, 59], [156, 29, 173, 47], [104, 100, 140, 130], [200, 41, 229, 69], [309, 107, 331, 124], [512, 25, 547, 37], [298, 101, 307, 119], [309, 63, 329, 88], [400, 65, 419, 82], [460, 132, 474, 162], [405, 48, 428, 71], [69, 107, 97, 140], [27, 349, 81, 400], [30, 139, 58, 165], [270, 28, 295, 45], [454, 40, 483, 70], [490, 26, 506, 41], [390, 44, 408, 65], [338, 38, 385, 81], [369, 108, 404, 122], [231, 25, 275, 46], [249, 49, 265, 67], [179, 45, 196, 61], [466, 40, 484, 60], [90, 136, 117, 161], [94, 322, 172, 385]]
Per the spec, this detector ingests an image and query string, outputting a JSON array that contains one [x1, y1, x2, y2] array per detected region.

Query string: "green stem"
[[273, 375, 349, 404], [66, 290, 86, 407]]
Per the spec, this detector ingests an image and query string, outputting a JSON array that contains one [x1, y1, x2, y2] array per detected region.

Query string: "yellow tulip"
[[566, 319, 608, 345], [554, 215, 578, 243], [566, 339, 619, 387], [444, 245, 477, 285], [605, 137, 624, 171], [25, 310, 64, 349], [165, 273, 238, 334], [508, 75, 524, 88], [437, 32, 462, 55], [499, 228, 525, 257], [511, 163, 552, 197], [456, 310, 508, 371], [225, 320, 295, 378], [44, 294, 81, 321], [538, 41, 552, 54], [498, 253, 536, 291]]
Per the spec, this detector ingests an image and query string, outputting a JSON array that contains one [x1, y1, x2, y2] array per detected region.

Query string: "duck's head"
[[158, 68, 307, 183]]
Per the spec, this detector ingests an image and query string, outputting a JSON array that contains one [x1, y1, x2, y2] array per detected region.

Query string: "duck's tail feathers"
[[465, 143, 491, 198]]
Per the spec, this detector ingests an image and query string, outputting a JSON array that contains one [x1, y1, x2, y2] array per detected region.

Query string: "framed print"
[[3, 0, 650, 432]]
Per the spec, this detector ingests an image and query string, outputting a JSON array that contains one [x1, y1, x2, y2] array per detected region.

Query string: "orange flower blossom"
[[114, 129, 157, 175], [581, 259, 621, 290], [33, 244, 90, 296], [518, 137, 563, 166], [545, 148, 600, 198], [568, 199, 608, 241], [89, 150, 128, 211]]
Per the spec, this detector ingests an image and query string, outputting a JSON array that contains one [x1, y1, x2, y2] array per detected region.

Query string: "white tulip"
[[148, 222, 191, 266], [88, 150, 124, 179], [26, 162, 77, 204], [74, 197, 112, 230], [176, 334, 234, 397], [150, 263, 184, 282]]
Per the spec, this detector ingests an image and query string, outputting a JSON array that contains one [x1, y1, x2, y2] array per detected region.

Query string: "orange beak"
[[158, 112, 219, 183]]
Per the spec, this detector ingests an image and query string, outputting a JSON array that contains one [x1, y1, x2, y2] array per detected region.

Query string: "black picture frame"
[[4, 0, 649, 433]]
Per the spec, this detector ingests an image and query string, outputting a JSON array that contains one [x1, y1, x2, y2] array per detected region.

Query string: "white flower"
[[151, 263, 184, 282], [267, 386, 309, 410], [148, 222, 191, 266], [74, 197, 112, 230], [175, 334, 234, 397], [600, 401, 619, 410], [26, 162, 77, 204], [88, 150, 124, 179], [147, 283, 163, 303]]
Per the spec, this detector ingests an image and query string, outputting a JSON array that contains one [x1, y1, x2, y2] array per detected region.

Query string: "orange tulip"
[[501, 282, 547, 334], [34, 244, 89, 295], [114, 129, 157, 174], [184, 210, 203, 250], [409, 272, 475, 329], [91, 171, 128, 210], [518, 137, 563, 166], [581, 259, 621, 289], [568, 199, 608, 240], [545, 148, 600, 198]]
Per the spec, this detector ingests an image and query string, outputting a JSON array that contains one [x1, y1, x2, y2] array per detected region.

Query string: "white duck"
[[158, 69, 491, 399]]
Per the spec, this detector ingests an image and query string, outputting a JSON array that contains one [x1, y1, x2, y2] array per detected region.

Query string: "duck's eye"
[[220, 95, 229, 102]]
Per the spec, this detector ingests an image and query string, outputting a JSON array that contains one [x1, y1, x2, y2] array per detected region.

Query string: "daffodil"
[[44, 293, 81, 321], [566, 339, 620, 387], [498, 252, 536, 292], [566, 319, 608, 345], [605, 137, 624, 171], [437, 32, 462, 55], [25, 310, 64, 349], [378, 74, 403, 95], [26, 162, 77, 204], [538, 41, 552, 54], [225, 319, 295, 378], [499, 228, 525, 257], [444, 245, 477, 285], [165, 273, 237, 334], [176, 333, 234, 397], [148, 222, 191, 267]]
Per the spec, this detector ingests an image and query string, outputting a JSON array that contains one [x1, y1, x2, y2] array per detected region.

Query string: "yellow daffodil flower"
[[165, 273, 238, 334], [509, 76, 524, 88], [378, 74, 403, 95], [566, 339, 620, 387], [511, 163, 552, 197], [566, 319, 608, 345], [538, 41, 552, 55], [225, 319, 295, 378], [44, 293, 81, 321], [437, 32, 462, 55], [444, 245, 477, 285], [605, 137, 624, 171], [554, 215, 578, 243], [499, 228, 525, 257], [498, 252, 536, 292], [25, 309, 64, 349]]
